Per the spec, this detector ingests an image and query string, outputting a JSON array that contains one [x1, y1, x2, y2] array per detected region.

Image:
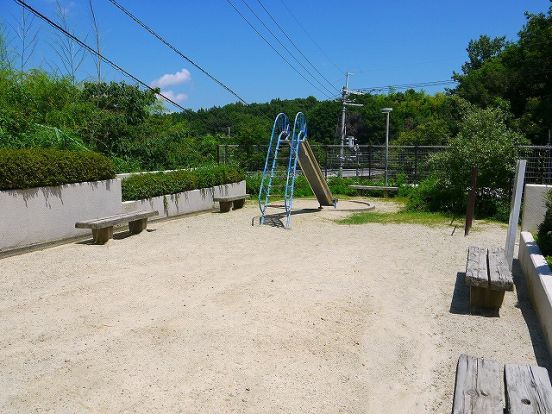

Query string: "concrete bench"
[[213, 194, 249, 213], [75, 210, 158, 244], [452, 354, 552, 413], [465, 246, 513, 311], [349, 184, 398, 197]]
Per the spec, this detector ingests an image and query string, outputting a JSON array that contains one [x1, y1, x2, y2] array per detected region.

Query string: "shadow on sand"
[[253, 207, 321, 228], [449, 261, 552, 371]]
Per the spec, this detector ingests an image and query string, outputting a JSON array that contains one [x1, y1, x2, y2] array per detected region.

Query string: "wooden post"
[[465, 166, 478, 236]]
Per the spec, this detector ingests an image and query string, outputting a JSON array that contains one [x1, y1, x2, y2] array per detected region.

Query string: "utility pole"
[[339, 72, 364, 177]]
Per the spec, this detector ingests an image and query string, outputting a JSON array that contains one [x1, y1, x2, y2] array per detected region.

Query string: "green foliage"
[[406, 103, 526, 219], [0, 148, 115, 190], [537, 190, 552, 257], [453, 7, 552, 142], [121, 164, 245, 201]]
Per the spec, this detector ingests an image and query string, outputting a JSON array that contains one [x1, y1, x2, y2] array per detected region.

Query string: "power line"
[[238, 0, 336, 96], [254, 0, 339, 94], [357, 80, 458, 93], [279, 0, 343, 75], [13, 0, 186, 111], [225, 0, 332, 99], [107, 0, 249, 105]]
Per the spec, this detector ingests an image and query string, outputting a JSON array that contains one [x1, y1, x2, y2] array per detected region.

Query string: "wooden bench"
[[452, 354, 552, 413], [465, 246, 513, 311], [213, 194, 249, 213], [75, 210, 158, 244]]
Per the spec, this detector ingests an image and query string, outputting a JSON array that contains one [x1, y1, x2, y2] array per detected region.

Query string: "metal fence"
[[218, 144, 552, 185]]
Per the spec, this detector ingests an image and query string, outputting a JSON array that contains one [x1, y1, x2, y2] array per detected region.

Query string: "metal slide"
[[298, 140, 336, 207]]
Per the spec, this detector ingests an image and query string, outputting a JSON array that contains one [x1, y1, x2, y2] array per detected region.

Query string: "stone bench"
[[465, 246, 513, 311], [213, 194, 249, 213], [349, 184, 398, 197], [452, 354, 552, 413], [75, 210, 158, 244]]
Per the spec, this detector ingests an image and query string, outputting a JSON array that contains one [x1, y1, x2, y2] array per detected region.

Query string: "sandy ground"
[[0, 198, 550, 413]]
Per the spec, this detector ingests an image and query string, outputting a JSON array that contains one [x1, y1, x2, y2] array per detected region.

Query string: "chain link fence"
[[218, 144, 552, 185]]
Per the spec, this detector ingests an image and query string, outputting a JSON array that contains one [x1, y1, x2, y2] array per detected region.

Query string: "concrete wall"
[[522, 184, 552, 233], [122, 180, 246, 219], [519, 231, 552, 356], [0, 179, 121, 252]]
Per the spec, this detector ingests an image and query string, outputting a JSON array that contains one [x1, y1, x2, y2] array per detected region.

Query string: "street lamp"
[[381, 108, 393, 186]]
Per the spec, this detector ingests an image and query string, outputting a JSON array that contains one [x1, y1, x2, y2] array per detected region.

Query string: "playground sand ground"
[[0, 198, 550, 413]]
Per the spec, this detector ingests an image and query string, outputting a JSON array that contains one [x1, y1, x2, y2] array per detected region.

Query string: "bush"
[[0, 148, 115, 190], [121, 164, 245, 201]]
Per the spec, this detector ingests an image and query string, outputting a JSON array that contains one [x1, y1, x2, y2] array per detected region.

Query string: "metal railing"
[[218, 144, 552, 185]]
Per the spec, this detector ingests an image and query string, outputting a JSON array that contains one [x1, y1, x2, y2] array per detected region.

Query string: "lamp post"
[[381, 108, 393, 186]]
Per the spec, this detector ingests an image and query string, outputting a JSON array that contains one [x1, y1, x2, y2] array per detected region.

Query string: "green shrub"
[[0, 148, 115, 190], [121, 164, 245, 201]]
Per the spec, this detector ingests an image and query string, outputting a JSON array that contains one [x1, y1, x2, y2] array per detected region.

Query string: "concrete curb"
[[519, 231, 552, 356]]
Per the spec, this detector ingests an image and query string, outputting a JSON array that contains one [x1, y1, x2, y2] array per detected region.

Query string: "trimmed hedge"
[[0, 148, 115, 190], [121, 165, 245, 201]]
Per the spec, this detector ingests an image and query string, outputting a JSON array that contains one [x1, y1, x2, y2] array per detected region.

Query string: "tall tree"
[[88, 0, 102, 82], [51, 0, 87, 80], [13, 5, 39, 71]]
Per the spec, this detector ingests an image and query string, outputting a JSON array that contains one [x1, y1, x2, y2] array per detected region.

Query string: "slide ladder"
[[258, 113, 291, 225]]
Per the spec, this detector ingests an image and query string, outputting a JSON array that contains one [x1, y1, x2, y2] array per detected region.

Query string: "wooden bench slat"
[[453, 355, 504, 414], [466, 246, 489, 288], [488, 248, 514, 291], [213, 194, 249, 202], [505, 364, 552, 413], [75, 210, 158, 229]]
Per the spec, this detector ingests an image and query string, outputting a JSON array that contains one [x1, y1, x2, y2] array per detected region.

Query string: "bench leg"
[[470, 286, 506, 311], [233, 198, 245, 209], [129, 218, 148, 234], [92, 227, 113, 244], [219, 201, 232, 213]]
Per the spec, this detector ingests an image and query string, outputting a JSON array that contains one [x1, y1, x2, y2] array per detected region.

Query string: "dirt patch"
[[0, 199, 548, 413]]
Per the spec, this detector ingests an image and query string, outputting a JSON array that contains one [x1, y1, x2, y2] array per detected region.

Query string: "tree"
[[51, 0, 87, 80], [13, 5, 39, 71], [88, 0, 102, 82], [459, 35, 510, 75], [453, 6, 552, 143]]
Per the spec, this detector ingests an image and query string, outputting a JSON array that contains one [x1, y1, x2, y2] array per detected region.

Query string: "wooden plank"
[[348, 184, 398, 191], [75, 210, 158, 229], [213, 194, 249, 202], [452, 354, 504, 414], [488, 248, 514, 291], [466, 246, 489, 288], [505, 363, 552, 413]]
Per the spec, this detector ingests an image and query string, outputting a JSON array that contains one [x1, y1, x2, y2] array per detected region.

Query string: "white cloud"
[[150, 68, 191, 88], [159, 90, 188, 103]]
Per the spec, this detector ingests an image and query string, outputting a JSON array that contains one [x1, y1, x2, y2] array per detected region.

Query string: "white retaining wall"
[[522, 184, 552, 233], [519, 231, 552, 356], [0, 179, 122, 252], [122, 180, 246, 219]]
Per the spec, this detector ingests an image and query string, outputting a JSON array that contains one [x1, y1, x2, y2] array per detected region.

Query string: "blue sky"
[[1, 0, 550, 110]]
